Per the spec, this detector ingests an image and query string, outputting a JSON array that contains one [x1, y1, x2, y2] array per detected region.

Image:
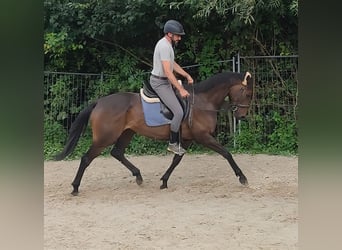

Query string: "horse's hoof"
[[71, 191, 79, 196], [71, 184, 79, 195], [136, 175, 143, 185], [239, 176, 249, 186], [160, 180, 168, 189]]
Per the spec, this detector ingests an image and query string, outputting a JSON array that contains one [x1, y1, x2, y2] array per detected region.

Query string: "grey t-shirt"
[[151, 37, 174, 77]]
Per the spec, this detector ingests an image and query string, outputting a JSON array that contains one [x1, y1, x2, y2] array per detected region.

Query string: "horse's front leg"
[[196, 135, 248, 186], [160, 141, 191, 189], [160, 154, 184, 189]]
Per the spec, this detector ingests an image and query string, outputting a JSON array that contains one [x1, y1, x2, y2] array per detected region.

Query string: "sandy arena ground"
[[44, 153, 298, 250]]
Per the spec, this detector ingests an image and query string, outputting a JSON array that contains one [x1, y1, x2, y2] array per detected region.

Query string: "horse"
[[55, 71, 254, 195]]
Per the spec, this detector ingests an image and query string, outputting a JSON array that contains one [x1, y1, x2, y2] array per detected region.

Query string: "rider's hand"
[[179, 88, 190, 98], [186, 75, 194, 85]]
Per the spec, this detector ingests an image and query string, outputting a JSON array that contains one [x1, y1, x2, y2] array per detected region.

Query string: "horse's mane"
[[190, 72, 245, 94]]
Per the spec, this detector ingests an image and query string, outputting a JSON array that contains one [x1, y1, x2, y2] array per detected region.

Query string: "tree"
[[44, 0, 298, 73]]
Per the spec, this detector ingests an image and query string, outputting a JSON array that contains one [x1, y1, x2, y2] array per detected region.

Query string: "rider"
[[150, 19, 194, 155]]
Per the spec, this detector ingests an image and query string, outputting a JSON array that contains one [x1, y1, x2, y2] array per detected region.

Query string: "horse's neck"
[[197, 87, 229, 109]]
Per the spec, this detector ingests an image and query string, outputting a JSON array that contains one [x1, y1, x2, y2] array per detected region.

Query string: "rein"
[[188, 85, 195, 127], [192, 103, 250, 113]]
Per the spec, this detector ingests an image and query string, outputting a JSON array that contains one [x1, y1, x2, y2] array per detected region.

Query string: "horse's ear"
[[242, 71, 252, 86]]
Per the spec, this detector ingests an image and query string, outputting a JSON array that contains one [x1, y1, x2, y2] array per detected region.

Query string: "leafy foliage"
[[44, 0, 297, 72], [235, 112, 298, 155], [43, 0, 298, 159], [44, 119, 66, 159]]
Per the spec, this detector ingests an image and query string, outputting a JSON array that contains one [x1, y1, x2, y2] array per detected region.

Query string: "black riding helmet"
[[163, 20, 185, 35]]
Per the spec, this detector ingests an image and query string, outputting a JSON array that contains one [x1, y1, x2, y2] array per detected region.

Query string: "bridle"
[[230, 85, 251, 112], [187, 83, 250, 127], [189, 84, 250, 113]]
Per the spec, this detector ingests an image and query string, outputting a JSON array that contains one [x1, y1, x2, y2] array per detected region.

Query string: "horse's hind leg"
[[71, 145, 105, 195], [110, 129, 143, 185], [160, 141, 191, 189]]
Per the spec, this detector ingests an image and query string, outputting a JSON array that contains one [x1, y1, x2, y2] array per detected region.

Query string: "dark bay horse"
[[55, 71, 254, 195]]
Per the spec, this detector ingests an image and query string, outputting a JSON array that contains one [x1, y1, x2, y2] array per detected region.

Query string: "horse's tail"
[[54, 102, 97, 161]]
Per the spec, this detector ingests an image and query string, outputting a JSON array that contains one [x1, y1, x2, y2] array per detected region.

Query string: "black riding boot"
[[167, 131, 186, 155]]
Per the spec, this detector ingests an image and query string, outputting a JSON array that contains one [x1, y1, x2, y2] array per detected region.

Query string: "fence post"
[[232, 53, 242, 148], [100, 72, 104, 84], [232, 56, 235, 72]]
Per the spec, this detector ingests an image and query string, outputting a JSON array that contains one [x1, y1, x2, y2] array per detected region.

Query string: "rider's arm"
[[173, 62, 193, 84], [162, 60, 189, 98]]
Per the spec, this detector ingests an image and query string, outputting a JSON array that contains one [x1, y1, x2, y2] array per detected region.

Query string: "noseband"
[[230, 103, 250, 112]]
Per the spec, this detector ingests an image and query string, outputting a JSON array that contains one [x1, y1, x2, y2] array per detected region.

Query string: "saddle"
[[142, 79, 190, 121]]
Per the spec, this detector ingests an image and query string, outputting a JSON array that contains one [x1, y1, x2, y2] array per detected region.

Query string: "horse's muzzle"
[[236, 116, 247, 121]]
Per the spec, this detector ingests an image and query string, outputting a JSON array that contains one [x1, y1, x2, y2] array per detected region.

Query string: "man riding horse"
[[149, 20, 194, 155]]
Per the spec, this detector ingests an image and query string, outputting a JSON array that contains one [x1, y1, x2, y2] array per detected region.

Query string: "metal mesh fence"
[[44, 72, 101, 131], [236, 55, 298, 151], [44, 55, 298, 153]]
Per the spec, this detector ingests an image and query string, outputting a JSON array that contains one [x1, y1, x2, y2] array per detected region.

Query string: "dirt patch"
[[44, 153, 298, 249]]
